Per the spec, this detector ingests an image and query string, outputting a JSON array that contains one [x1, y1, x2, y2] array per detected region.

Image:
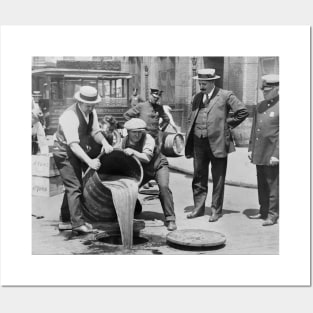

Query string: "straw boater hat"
[[74, 86, 101, 104], [261, 74, 279, 90], [124, 118, 147, 131], [193, 68, 220, 80]]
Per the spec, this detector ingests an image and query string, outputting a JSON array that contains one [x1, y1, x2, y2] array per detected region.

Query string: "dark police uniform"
[[249, 96, 279, 221], [124, 100, 170, 144]]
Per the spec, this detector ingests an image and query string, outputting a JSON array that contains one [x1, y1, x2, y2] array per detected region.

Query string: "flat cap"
[[124, 118, 147, 131]]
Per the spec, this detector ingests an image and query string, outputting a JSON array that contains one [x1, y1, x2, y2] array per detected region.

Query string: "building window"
[[64, 79, 82, 99], [51, 78, 64, 100], [259, 57, 279, 75]]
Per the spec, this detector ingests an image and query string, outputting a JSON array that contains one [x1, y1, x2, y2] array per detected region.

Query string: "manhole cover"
[[166, 229, 226, 248]]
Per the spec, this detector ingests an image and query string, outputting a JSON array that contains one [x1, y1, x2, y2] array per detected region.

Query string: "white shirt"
[[141, 133, 155, 158], [116, 133, 155, 159], [32, 121, 47, 146], [59, 104, 101, 145], [206, 86, 215, 101]]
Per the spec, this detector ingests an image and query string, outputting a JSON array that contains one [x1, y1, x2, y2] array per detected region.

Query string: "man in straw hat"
[[185, 68, 248, 222], [248, 74, 279, 226], [53, 86, 113, 234], [119, 118, 177, 231]]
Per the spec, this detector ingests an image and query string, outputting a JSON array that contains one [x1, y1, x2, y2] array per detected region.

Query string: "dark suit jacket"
[[248, 97, 279, 165], [185, 88, 248, 158]]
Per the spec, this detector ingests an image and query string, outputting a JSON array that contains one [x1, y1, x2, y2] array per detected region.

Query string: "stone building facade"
[[32, 56, 279, 144], [119, 56, 279, 145]]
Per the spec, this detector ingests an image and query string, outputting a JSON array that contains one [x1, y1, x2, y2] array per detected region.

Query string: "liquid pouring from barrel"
[[82, 150, 143, 249]]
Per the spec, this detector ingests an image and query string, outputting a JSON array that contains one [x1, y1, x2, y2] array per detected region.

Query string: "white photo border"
[[0, 25, 311, 286]]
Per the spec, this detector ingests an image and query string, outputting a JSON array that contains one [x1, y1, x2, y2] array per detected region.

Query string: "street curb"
[[169, 164, 257, 189]]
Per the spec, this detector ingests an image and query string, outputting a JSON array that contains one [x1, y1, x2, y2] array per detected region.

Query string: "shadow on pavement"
[[137, 211, 165, 222], [183, 205, 211, 214], [242, 208, 259, 218], [183, 205, 239, 216], [222, 209, 240, 215]]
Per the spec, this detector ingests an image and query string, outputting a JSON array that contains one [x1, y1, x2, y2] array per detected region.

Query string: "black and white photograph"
[[31, 56, 280, 255], [1, 25, 310, 288]]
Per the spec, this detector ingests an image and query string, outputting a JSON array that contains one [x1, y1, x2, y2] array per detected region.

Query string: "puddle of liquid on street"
[[77, 232, 167, 255], [97, 235, 149, 245]]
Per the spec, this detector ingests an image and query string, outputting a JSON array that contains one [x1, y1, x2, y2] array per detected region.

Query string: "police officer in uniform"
[[248, 74, 279, 226], [124, 88, 170, 147]]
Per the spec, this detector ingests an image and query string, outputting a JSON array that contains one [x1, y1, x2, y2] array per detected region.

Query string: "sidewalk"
[[168, 147, 257, 189]]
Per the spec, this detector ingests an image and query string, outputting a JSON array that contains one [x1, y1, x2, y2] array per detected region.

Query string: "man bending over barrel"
[[119, 118, 177, 231], [53, 86, 113, 234]]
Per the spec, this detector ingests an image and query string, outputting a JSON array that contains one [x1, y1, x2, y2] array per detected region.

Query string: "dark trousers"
[[256, 165, 279, 219], [192, 136, 228, 215], [53, 143, 101, 228], [138, 155, 175, 222]]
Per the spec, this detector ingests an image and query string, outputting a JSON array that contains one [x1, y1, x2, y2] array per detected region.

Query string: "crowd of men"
[[32, 68, 279, 234]]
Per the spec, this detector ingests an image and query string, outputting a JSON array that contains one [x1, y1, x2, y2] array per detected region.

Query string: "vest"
[[194, 96, 210, 138], [55, 103, 94, 153], [121, 135, 161, 176]]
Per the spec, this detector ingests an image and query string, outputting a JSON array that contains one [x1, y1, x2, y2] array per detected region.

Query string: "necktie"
[[203, 93, 209, 106]]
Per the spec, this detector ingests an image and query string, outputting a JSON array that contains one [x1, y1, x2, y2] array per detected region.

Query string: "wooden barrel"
[[161, 132, 185, 157], [82, 150, 143, 221], [101, 129, 121, 147], [232, 117, 253, 147]]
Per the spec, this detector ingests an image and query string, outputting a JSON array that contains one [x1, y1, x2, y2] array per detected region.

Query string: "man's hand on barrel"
[[89, 158, 101, 170], [124, 148, 135, 156], [101, 142, 114, 154]]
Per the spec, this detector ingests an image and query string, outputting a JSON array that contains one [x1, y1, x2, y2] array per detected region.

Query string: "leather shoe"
[[262, 217, 278, 226], [249, 213, 264, 219], [187, 209, 204, 219], [209, 213, 220, 222], [167, 221, 177, 231], [73, 224, 93, 234]]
